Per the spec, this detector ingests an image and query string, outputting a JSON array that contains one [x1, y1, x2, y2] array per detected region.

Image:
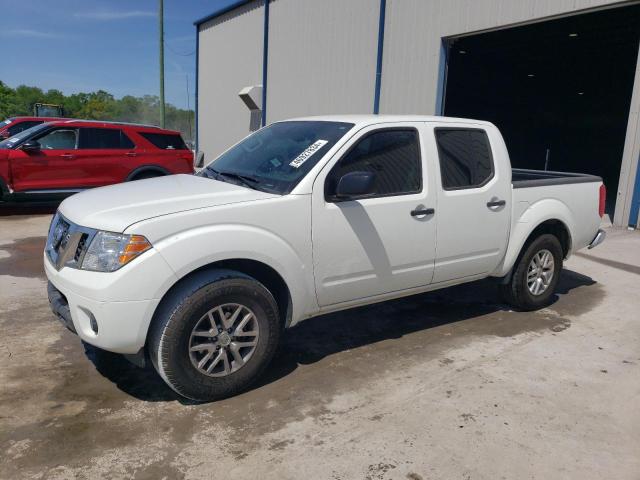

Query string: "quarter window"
[[326, 129, 422, 199], [139, 132, 188, 150], [79, 128, 134, 149], [435, 128, 494, 190]]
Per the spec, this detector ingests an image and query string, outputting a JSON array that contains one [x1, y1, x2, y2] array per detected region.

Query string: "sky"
[[0, 0, 238, 110]]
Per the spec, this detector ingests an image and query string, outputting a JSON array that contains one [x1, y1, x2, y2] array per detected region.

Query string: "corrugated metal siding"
[[380, 0, 624, 115], [614, 45, 640, 226], [265, 0, 380, 122], [197, 0, 264, 161]]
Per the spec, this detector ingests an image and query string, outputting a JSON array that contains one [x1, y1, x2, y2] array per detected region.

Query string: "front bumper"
[[47, 282, 75, 333], [587, 229, 606, 249], [44, 249, 178, 354]]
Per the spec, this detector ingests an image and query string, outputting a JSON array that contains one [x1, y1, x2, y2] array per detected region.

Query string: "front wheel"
[[500, 234, 563, 311], [148, 272, 281, 401]]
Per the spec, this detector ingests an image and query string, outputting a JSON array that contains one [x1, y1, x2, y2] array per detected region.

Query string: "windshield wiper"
[[206, 168, 261, 191]]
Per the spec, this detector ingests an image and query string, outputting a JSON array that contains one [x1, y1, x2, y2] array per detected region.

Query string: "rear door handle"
[[126, 152, 137, 157], [487, 199, 506, 208], [411, 207, 435, 217], [60, 154, 75, 159]]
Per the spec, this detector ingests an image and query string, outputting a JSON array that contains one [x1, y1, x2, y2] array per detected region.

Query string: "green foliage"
[[0, 80, 194, 145]]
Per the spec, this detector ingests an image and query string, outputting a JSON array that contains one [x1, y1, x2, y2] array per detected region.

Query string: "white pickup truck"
[[45, 115, 606, 401]]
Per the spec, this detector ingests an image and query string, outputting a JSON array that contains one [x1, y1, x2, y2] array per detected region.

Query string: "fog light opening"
[[88, 312, 99, 334]]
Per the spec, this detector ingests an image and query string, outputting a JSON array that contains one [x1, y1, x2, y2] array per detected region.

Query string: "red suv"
[[0, 116, 68, 139], [0, 120, 194, 201]]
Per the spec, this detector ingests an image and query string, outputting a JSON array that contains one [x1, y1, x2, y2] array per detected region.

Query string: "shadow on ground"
[[0, 201, 60, 216], [85, 268, 599, 403]]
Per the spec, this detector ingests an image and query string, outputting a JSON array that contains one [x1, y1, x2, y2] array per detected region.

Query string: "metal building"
[[195, 0, 640, 228]]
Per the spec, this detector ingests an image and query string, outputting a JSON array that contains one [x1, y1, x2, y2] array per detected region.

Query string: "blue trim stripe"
[[193, 0, 251, 26], [373, 0, 386, 114], [262, 0, 269, 126], [629, 154, 640, 227], [194, 25, 199, 151]]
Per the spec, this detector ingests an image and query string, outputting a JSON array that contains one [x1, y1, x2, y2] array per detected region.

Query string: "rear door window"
[[435, 128, 494, 190], [79, 128, 134, 149], [139, 132, 188, 150]]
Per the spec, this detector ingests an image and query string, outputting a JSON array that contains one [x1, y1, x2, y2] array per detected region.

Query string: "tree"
[[0, 81, 194, 142]]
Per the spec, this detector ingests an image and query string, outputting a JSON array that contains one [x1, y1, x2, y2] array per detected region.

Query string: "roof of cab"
[[284, 114, 494, 127]]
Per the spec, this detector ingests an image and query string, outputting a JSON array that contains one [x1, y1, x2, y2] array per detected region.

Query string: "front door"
[[312, 124, 437, 307], [431, 125, 511, 283], [10, 127, 80, 191]]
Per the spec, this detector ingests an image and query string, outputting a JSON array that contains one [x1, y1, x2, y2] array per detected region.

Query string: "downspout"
[[195, 24, 199, 151], [629, 153, 640, 228], [373, 0, 386, 114], [261, 0, 270, 126]]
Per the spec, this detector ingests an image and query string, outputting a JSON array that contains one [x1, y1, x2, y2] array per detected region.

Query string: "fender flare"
[[148, 224, 315, 326], [126, 165, 171, 181], [495, 199, 574, 278]]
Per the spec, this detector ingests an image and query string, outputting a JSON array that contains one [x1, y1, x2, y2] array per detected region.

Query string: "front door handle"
[[411, 207, 435, 217], [486, 199, 506, 208], [60, 154, 75, 159]]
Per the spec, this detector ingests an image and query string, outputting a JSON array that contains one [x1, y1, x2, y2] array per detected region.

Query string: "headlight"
[[81, 231, 151, 272]]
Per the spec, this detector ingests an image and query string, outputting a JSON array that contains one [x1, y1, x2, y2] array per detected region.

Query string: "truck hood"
[[59, 174, 278, 232]]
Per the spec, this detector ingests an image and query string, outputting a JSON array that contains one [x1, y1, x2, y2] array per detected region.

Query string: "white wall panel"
[[197, 1, 264, 161], [266, 0, 379, 122], [380, 0, 624, 115]]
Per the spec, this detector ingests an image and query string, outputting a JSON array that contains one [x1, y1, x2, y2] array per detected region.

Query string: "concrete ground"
[[1, 207, 639, 480]]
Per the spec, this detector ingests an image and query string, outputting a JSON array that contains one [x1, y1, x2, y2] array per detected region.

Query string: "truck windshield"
[[199, 121, 354, 194], [0, 123, 50, 149]]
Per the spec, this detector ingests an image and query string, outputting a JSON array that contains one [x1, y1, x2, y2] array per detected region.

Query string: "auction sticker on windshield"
[[289, 140, 328, 168]]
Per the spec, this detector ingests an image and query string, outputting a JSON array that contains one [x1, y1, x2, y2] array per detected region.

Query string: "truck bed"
[[512, 168, 602, 188]]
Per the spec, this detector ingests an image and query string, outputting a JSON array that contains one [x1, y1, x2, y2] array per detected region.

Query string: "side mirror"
[[335, 171, 376, 199], [195, 151, 205, 168], [21, 140, 41, 152]]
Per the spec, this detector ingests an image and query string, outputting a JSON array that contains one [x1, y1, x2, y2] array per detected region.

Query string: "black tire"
[[500, 234, 563, 311], [148, 269, 281, 401], [130, 171, 164, 181]]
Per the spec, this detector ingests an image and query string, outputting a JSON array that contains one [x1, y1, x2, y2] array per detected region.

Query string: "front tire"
[[148, 271, 281, 401], [500, 234, 563, 311]]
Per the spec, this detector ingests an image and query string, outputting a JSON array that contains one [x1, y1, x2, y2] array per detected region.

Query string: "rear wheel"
[[148, 271, 281, 401], [130, 171, 164, 181], [500, 234, 563, 311]]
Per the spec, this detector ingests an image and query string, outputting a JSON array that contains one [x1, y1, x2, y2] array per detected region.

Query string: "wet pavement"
[[1, 210, 639, 479]]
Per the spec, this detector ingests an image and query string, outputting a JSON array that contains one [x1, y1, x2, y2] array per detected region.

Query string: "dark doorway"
[[444, 4, 640, 216]]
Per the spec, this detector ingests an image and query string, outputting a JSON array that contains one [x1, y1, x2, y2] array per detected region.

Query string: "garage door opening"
[[443, 4, 640, 218]]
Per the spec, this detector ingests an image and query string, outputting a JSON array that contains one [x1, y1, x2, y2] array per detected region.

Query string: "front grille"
[[74, 233, 88, 262], [46, 213, 96, 270]]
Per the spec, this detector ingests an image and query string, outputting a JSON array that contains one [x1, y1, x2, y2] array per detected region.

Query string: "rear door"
[[312, 123, 437, 307], [76, 127, 138, 184], [9, 127, 80, 191], [430, 124, 511, 283]]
